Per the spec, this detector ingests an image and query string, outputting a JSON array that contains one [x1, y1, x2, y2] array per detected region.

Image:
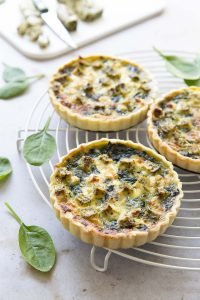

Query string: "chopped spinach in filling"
[[153, 89, 200, 159], [53, 141, 180, 232], [52, 56, 154, 118]]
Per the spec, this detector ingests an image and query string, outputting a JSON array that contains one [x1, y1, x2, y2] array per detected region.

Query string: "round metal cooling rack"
[[17, 50, 200, 271]]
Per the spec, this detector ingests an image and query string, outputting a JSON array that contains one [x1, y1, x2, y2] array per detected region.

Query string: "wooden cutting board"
[[0, 0, 165, 60]]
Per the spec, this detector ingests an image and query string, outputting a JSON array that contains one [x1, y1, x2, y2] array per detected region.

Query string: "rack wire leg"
[[90, 246, 112, 272], [16, 130, 24, 153]]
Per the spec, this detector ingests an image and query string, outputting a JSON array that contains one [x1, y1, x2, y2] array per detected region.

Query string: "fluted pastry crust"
[[147, 87, 200, 173], [50, 139, 183, 249], [49, 55, 156, 131]]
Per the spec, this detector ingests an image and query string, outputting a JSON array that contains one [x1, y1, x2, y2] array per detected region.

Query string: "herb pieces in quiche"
[[5, 202, 56, 272], [103, 142, 136, 161], [0, 63, 44, 100], [152, 89, 200, 160], [50, 56, 153, 127], [0, 157, 12, 181], [163, 184, 180, 210], [53, 140, 181, 234], [23, 117, 56, 166], [118, 169, 137, 184]]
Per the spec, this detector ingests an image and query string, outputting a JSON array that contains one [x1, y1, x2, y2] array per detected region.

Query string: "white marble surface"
[[1, 0, 200, 299]]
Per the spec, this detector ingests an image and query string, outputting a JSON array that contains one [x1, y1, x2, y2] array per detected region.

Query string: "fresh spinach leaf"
[[154, 47, 200, 80], [3, 63, 27, 82], [5, 202, 56, 272], [23, 117, 56, 166], [0, 63, 44, 99], [0, 81, 29, 99], [0, 157, 12, 181], [184, 78, 200, 86], [19, 224, 56, 272], [3, 63, 44, 83]]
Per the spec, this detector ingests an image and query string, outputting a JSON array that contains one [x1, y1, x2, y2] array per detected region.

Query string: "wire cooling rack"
[[17, 50, 200, 271]]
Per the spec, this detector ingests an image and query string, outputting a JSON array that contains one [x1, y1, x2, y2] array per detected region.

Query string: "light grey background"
[[1, 0, 200, 299]]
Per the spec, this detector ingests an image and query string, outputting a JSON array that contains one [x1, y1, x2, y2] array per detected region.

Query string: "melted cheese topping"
[[51, 56, 154, 119], [52, 141, 180, 233], [152, 88, 200, 159]]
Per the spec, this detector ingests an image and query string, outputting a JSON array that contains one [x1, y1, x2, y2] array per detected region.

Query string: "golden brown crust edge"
[[50, 138, 183, 249], [48, 55, 157, 132], [147, 87, 200, 173]]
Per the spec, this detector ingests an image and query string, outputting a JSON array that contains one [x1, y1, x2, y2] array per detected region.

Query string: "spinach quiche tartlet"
[[50, 139, 182, 249], [148, 87, 200, 173], [49, 55, 156, 131]]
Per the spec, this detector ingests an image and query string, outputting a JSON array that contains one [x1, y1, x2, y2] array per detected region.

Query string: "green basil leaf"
[[19, 224, 56, 272], [0, 157, 12, 181], [23, 117, 56, 166], [0, 81, 28, 99], [3, 64, 26, 82], [4, 202, 56, 273], [154, 47, 200, 80]]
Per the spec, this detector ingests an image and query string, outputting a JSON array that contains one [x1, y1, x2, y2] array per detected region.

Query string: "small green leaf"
[[0, 0, 5, 4], [23, 117, 56, 166], [184, 53, 200, 86], [19, 224, 56, 272], [3, 63, 26, 82], [4, 202, 56, 272], [0, 157, 12, 181], [1, 63, 44, 99], [0, 81, 28, 99], [184, 78, 200, 86], [154, 47, 200, 80]]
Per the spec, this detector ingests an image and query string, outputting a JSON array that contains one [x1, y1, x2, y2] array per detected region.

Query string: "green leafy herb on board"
[[23, 117, 56, 166], [0, 63, 44, 100], [5, 202, 56, 272], [154, 47, 200, 85], [0, 157, 12, 181]]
